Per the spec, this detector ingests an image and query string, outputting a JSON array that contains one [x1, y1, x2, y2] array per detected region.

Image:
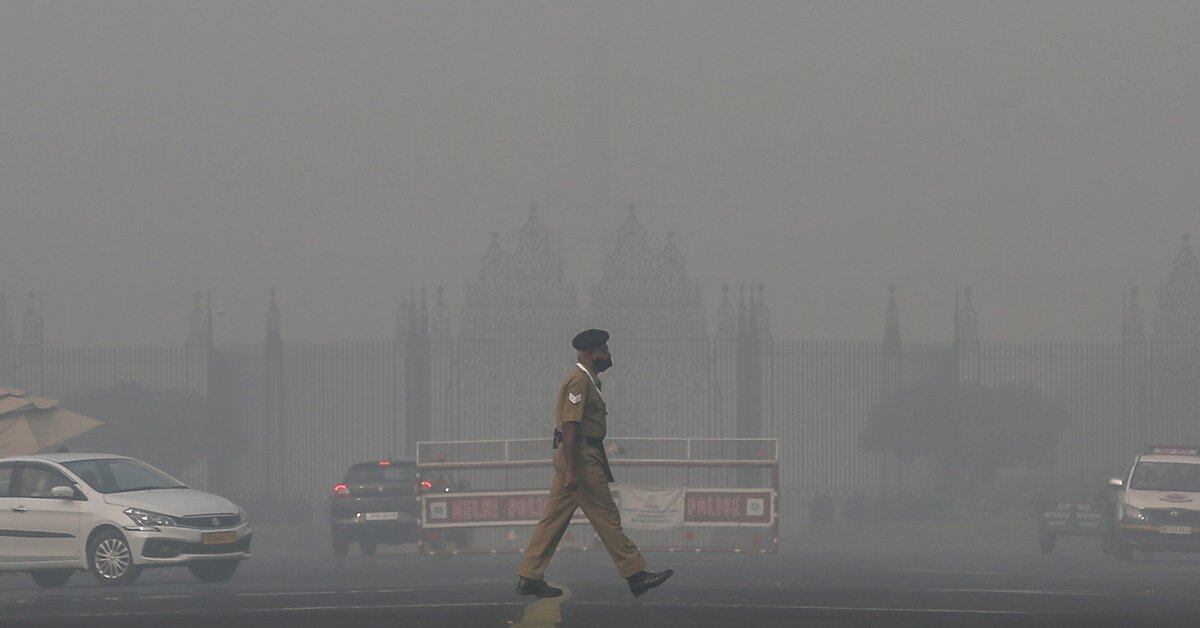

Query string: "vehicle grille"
[[1143, 508, 1200, 526], [176, 513, 242, 529]]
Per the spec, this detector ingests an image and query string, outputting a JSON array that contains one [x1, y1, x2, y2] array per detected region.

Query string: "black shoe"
[[627, 569, 673, 598], [516, 576, 563, 598]]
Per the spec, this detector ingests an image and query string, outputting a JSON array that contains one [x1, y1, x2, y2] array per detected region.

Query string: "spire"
[[1123, 287, 1146, 343], [953, 288, 960, 344], [516, 203, 550, 253], [656, 230, 687, 287], [406, 287, 418, 341], [1173, 234, 1198, 275], [737, 285, 748, 338], [477, 231, 507, 284], [20, 291, 43, 348], [206, 291, 213, 350], [187, 291, 207, 347], [265, 288, 282, 350], [754, 285, 771, 340], [957, 287, 979, 343], [717, 284, 736, 338], [0, 291, 12, 349], [588, 204, 704, 340], [394, 294, 409, 343], [418, 286, 430, 340], [1153, 234, 1200, 340], [431, 285, 450, 341], [883, 285, 901, 353]]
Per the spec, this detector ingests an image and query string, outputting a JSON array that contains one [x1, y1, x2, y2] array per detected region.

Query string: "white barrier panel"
[[619, 487, 684, 530]]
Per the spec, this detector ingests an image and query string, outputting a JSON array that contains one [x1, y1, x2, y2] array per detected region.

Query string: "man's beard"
[[594, 357, 613, 373]]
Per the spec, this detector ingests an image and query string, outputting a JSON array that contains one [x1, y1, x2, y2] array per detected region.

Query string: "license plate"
[[364, 511, 399, 521], [1160, 525, 1192, 535], [202, 531, 238, 545]]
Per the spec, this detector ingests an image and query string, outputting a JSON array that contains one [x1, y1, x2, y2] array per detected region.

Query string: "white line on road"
[[21, 601, 527, 619], [10, 599, 1051, 619], [927, 588, 1107, 597], [569, 601, 1041, 616], [880, 568, 1030, 577], [235, 590, 345, 597]]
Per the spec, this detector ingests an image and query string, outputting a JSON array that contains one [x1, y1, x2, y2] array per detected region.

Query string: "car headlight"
[[124, 508, 177, 528], [1121, 504, 1146, 522]]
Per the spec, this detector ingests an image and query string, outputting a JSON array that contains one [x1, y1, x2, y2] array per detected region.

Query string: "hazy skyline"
[[3, 1, 1199, 346]]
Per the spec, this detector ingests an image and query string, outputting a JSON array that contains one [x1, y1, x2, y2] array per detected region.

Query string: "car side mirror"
[[1108, 477, 1124, 489], [50, 485, 77, 499]]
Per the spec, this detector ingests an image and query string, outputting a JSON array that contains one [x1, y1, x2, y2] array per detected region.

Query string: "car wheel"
[[188, 560, 240, 583], [333, 536, 350, 558], [89, 529, 142, 586], [359, 540, 377, 556], [30, 569, 74, 588]]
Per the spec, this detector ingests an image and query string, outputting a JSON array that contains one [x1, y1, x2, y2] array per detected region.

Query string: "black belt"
[[552, 430, 604, 449]]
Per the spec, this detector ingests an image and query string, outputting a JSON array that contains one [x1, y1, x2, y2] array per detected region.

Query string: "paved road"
[[4, 542, 1200, 627]]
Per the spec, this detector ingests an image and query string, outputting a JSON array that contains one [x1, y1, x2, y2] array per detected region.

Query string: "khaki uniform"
[[517, 364, 647, 580]]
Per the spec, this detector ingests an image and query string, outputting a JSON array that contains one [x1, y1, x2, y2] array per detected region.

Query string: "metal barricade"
[[415, 437, 780, 555]]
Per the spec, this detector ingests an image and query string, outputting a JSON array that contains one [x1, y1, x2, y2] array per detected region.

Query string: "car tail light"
[[333, 483, 351, 498], [378, 460, 391, 467], [420, 480, 433, 490]]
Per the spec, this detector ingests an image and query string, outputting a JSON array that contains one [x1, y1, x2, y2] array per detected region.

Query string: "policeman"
[[516, 329, 673, 598]]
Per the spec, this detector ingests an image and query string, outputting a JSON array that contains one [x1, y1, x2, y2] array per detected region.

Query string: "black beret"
[[572, 328, 609, 351]]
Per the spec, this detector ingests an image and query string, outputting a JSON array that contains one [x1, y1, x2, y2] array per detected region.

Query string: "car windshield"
[[345, 464, 416, 484], [1129, 462, 1200, 492], [63, 458, 186, 494]]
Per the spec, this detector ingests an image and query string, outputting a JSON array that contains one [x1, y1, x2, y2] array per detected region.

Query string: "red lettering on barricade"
[[422, 492, 585, 528], [683, 490, 772, 525]]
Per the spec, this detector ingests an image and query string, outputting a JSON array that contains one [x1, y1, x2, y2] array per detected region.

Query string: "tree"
[[62, 382, 237, 481], [860, 381, 1071, 491]]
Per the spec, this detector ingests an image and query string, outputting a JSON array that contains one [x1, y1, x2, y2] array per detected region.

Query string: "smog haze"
[[3, 1, 1199, 345]]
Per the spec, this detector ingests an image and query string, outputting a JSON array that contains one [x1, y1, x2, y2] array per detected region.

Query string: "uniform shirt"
[[554, 363, 607, 439]]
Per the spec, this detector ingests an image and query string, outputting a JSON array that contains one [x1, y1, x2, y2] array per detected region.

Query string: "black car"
[[330, 459, 420, 556]]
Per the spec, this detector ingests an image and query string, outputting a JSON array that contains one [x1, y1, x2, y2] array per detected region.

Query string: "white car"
[[1111, 445, 1200, 560], [0, 453, 252, 587]]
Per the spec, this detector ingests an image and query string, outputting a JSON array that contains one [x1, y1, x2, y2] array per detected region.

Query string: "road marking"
[[569, 601, 1041, 616], [513, 584, 571, 627], [927, 588, 1107, 597], [10, 599, 1045, 619], [234, 589, 420, 598], [880, 568, 1029, 577], [236, 590, 345, 597], [16, 602, 527, 618]]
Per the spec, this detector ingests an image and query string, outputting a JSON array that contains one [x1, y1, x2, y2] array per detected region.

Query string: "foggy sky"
[[2, 1, 1198, 346]]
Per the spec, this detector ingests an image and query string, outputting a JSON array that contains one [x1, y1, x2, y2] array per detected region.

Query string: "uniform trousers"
[[517, 444, 646, 580]]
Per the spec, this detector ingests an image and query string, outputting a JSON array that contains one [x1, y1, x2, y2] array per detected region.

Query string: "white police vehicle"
[[0, 453, 251, 587], [1110, 445, 1200, 560]]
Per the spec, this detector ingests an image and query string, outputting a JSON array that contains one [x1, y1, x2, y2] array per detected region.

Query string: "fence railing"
[[416, 437, 779, 468], [8, 339, 1200, 510]]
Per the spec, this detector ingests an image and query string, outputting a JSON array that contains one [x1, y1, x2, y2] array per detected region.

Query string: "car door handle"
[[11, 506, 27, 513]]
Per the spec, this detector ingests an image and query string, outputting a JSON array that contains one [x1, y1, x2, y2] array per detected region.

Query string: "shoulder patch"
[[568, 392, 583, 404]]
